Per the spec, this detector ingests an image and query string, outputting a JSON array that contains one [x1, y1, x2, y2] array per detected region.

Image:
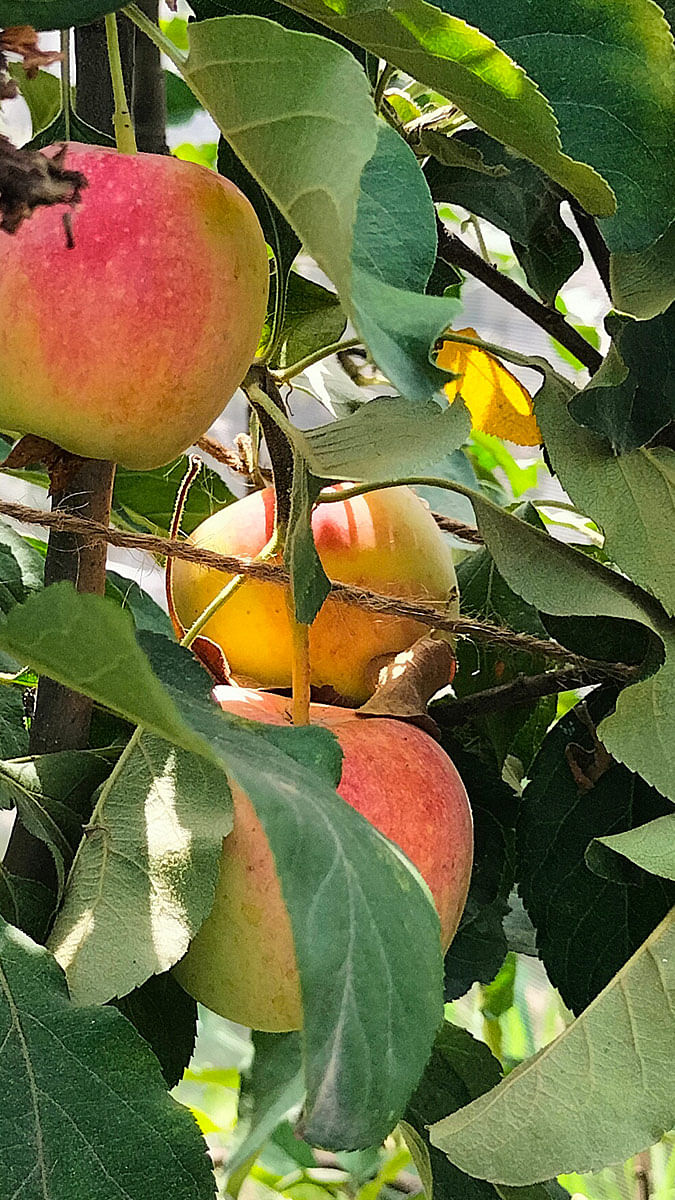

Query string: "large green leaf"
[[182, 20, 465, 399], [0, 0, 123, 26], [274, 0, 610, 216], [428, 0, 675, 254], [518, 692, 674, 1013], [0, 689, 29, 759], [48, 734, 234, 1005], [568, 307, 675, 453], [430, 908, 675, 1184], [0, 584, 443, 1150], [403, 1022, 568, 1200], [0, 917, 215, 1200]]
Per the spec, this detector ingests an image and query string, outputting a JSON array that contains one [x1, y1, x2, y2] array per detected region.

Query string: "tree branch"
[[567, 197, 612, 297], [438, 663, 638, 725], [436, 217, 604, 375]]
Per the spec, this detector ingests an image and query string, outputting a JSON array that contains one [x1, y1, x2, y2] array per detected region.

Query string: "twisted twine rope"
[[0, 497, 634, 681]]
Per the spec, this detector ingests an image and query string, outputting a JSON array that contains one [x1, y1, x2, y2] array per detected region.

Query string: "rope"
[[0, 497, 633, 680]]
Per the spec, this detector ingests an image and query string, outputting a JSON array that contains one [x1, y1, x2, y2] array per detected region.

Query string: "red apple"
[[174, 686, 473, 1031], [171, 484, 459, 703], [0, 144, 269, 469]]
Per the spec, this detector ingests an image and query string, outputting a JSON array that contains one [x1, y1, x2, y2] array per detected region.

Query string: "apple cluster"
[[0, 144, 473, 1033]]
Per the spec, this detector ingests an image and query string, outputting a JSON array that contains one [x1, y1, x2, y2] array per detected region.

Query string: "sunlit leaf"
[[438, 332, 541, 446]]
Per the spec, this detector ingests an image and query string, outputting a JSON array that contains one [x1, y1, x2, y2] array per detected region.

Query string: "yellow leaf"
[[438, 329, 541, 446]]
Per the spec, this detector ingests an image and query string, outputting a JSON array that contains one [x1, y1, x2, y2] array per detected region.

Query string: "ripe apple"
[[0, 143, 269, 469], [171, 485, 459, 703], [174, 686, 473, 1031]]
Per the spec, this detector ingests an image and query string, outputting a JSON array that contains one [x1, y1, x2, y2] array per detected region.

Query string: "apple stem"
[[290, 618, 311, 726], [180, 530, 282, 651], [105, 13, 138, 155]]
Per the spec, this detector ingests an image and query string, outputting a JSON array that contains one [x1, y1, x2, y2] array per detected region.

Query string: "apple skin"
[[0, 144, 269, 469], [171, 485, 459, 703], [173, 686, 473, 1031]]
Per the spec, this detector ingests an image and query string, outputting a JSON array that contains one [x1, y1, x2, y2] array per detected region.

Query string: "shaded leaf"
[[114, 971, 198, 1089], [228, 1031, 304, 1183], [0, 750, 112, 896], [610, 219, 675, 320], [0, 863, 53, 942], [0, 916, 215, 1199], [429, 0, 675, 254], [0, 688, 29, 759], [430, 909, 675, 1185], [0, 0, 123, 27], [518, 692, 674, 1013], [113, 458, 234, 538], [266, 271, 346, 372], [569, 306, 675, 453], [425, 129, 582, 304], [404, 1022, 568, 1200], [106, 571, 173, 637]]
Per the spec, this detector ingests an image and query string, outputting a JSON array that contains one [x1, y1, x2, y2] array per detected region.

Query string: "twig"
[[438, 664, 637, 725], [435, 217, 603, 375], [567, 197, 612, 298], [0, 497, 637, 679]]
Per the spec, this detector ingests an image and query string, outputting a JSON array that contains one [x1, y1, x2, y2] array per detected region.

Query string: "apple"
[[0, 143, 269, 469], [171, 484, 459, 703], [174, 686, 473, 1031]]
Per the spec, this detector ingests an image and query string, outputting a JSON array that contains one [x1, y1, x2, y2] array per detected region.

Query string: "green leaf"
[[166, 69, 203, 123], [113, 458, 234, 538], [428, 0, 675, 254], [275, 0, 610, 217], [591, 815, 675, 883], [184, 22, 463, 399], [0, 750, 112, 896], [285, 458, 330, 625], [449, 504, 556, 769], [184, 17, 374, 300], [610, 219, 675, 320], [534, 364, 675, 618], [228, 1031, 304, 1185], [518, 691, 674, 1013], [0, 916, 216, 1199], [429, 735, 516, 1001], [404, 1022, 568, 1200], [569, 307, 675, 453], [0, 689, 30, 759], [48, 733, 234, 1004], [425, 129, 582, 305], [430, 908, 675, 1185], [28, 105, 116, 148], [266, 271, 346, 372], [0, 518, 44, 614], [114, 971, 198, 1089], [0, 863, 54, 942], [0, 586, 443, 1150], [0, 0, 123, 26], [8, 64, 61, 137], [217, 134, 300, 333], [106, 571, 174, 637], [302, 396, 470, 481]]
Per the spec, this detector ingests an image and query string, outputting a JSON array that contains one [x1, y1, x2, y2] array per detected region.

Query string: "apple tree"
[[0, 1, 673, 1197]]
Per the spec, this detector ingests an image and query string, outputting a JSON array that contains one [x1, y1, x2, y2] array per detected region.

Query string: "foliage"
[[1, 2, 674, 1199]]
